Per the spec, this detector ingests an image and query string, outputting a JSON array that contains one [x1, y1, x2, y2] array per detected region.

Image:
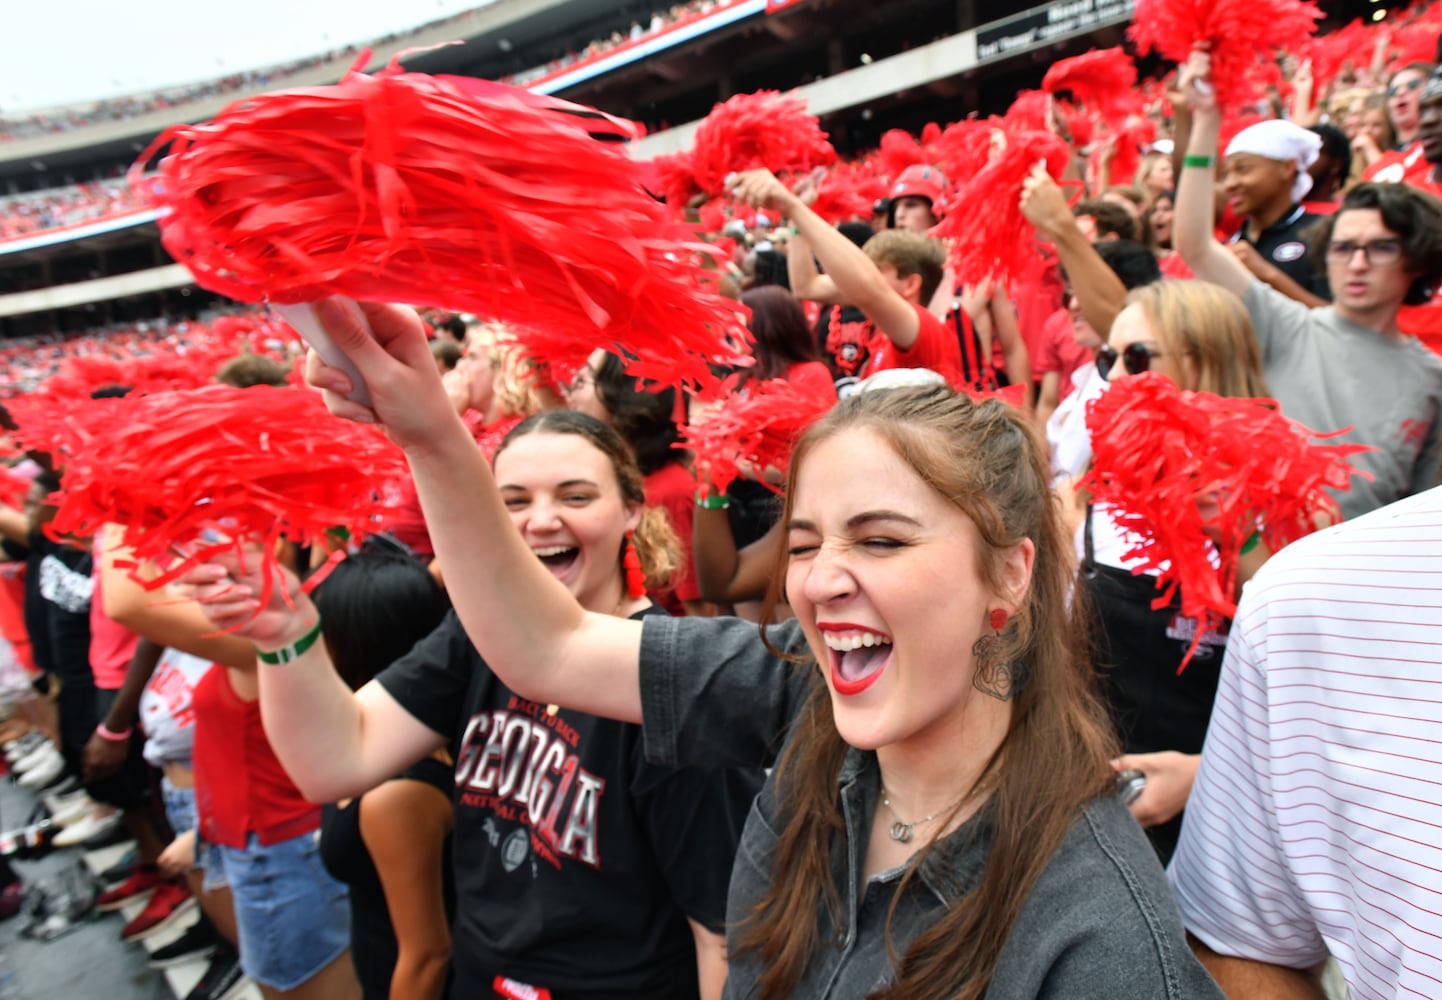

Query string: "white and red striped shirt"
[[1169, 485, 1442, 999]]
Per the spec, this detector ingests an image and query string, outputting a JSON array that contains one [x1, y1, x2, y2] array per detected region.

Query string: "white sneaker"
[[4, 733, 46, 761], [51, 796, 96, 826], [43, 784, 87, 813], [12, 741, 58, 774], [52, 810, 120, 848], [17, 750, 65, 789]]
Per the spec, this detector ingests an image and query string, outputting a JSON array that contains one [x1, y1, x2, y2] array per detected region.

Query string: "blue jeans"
[[159, 777, 226, 887], [215, 831, 350, 990]]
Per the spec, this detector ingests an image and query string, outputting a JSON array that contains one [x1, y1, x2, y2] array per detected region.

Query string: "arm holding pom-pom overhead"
[[1172, 51, 1255, 301], [1018, 162, 1128, 340], [732, 168, 921, 349], [304, 301, 651, 727]]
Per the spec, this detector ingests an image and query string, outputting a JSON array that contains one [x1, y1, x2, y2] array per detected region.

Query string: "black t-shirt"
[[2, 532, 92, 686], [375, 608, 762, 1000], [320, 756, 456, 1000], [1230, 204, 1331, 300]]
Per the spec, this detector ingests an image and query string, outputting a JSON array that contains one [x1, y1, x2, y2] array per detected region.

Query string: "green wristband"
[[1240, 530, 1262, 555], [256, 619, 324, 665], [696, 491, 731, 510], [1183, 154, 1216, 169]]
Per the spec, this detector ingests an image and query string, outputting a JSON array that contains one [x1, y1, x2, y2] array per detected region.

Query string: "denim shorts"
[[159, 778, 226, 888], [214, 830, 351, 990]]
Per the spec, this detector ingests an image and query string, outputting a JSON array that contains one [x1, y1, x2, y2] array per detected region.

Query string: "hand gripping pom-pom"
[[1128, 0, 1323, 109], [1042, 48, 1140, 130]]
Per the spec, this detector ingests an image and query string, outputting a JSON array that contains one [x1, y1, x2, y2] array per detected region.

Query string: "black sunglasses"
[[1388, 77, 1425, 98], [1097, 342, 1163, 378]]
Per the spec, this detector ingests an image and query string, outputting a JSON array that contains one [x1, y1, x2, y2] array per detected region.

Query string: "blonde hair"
[[469, 323, 561, 418], [1126, 280, 1269, 398]]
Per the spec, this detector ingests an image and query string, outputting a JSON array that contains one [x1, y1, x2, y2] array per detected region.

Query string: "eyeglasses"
[[1097, 342, 1164, 378], [1388, 77, 1425, 99], [567, 365, 598, 394], [1326, 239, 1403, 266]]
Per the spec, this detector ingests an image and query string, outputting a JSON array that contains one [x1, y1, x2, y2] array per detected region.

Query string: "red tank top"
[[192, 665, 320, 848]]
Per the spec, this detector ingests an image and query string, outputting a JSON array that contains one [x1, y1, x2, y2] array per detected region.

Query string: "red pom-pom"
[[808, 162, 889, 225], [1042, 48, 1139, 130], [137, 54, 746, 394], [1081, 373, 1370, 667], [1003, 91, 1053, 134], [877, 129, 929, 179], [682, 375, 837, 498], [651, 150, 704, 212], [43, 384, 409, 603], [936, 130, 1071, 284], [1128, 0, 1323, 108], [1305, 19, 1377, 94], [688, 90, 836, 196]]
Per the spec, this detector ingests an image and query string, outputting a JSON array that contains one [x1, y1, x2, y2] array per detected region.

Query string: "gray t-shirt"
[[639, 615, 1224, 1000], [1244, 281, 1442, 519]]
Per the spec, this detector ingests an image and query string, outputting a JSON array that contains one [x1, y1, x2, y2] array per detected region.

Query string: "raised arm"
[[1173, 50, 1255, 300], [180, 552, 445, 801], [100, 524, 257, 670], [786, 231, 843, 305], [733, 169, 921, 350], [692, 506, 782, 606], [303, 301, 647, 722], [1019, 164, 1128, 340]]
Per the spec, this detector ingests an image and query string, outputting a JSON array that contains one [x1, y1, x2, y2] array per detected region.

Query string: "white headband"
[[1225, 120, 1323, 204]]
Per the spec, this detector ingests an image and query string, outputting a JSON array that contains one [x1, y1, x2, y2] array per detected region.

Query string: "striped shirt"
[[1169, 485, 1442, 999]]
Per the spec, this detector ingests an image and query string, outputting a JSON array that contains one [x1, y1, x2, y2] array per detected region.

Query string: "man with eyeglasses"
[[1174, 48, 1442, 521]]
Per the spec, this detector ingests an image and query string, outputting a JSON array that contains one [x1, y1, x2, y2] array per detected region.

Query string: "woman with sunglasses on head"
[[187, 406, 761, 1000], [1080, 278, 1270, 863], [187, 300, 1223, 1000]]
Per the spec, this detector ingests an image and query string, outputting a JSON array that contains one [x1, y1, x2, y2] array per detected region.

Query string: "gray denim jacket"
[[640, 615, 1224, 1000]]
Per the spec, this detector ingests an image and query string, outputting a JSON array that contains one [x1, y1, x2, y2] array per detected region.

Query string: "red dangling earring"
[[623, 531, 646, 600], [989, 607, 1008, 632]]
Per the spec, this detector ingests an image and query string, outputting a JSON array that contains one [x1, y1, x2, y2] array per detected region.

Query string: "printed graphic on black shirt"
[[455, 695, 606, 876]]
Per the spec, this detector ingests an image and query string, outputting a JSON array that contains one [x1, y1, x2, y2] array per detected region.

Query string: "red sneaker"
[[120, 879, 195, 942], [94, 866, 158, 913]]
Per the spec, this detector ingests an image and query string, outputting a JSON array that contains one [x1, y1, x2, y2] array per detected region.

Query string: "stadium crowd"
[[2, 2, 1442, 1000]]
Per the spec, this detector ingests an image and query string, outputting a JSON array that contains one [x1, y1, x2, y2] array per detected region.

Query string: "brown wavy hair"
[[495, 409, 679, 591], [734, 385, 1118, 1000]]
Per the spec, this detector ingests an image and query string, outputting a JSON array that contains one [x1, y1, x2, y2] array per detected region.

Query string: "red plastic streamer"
[[136, 53, 746, 393], [683, 375, 837, 498], [1042, 48, 1140, 130], [42, 385, 409, 598], [936, 130, 1071, 284], [1081, 373, 1369, 666], [1128, 0, 1323, 109], [688, 90, 837, 196]]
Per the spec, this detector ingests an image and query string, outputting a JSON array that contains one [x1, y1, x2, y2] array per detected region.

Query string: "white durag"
[[1224, 120, 1323, 204]]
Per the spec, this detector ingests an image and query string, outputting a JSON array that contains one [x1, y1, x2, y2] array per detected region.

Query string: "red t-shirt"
[[0, 563, 33, 674], [785, 360, 838, 401], [1033, 308, 1092, 404], [644, 462, 700, 612], [192, 665, 321, 848], [1365, 143, 1430, 185], [863, 303, 965, 387]]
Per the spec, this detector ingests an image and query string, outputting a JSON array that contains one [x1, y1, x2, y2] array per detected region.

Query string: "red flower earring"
[[989, 607, 1008, 632]]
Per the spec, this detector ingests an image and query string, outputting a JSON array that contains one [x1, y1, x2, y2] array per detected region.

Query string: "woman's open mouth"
[[821, 626, 893, 697], [533, 545, 580, 578]]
